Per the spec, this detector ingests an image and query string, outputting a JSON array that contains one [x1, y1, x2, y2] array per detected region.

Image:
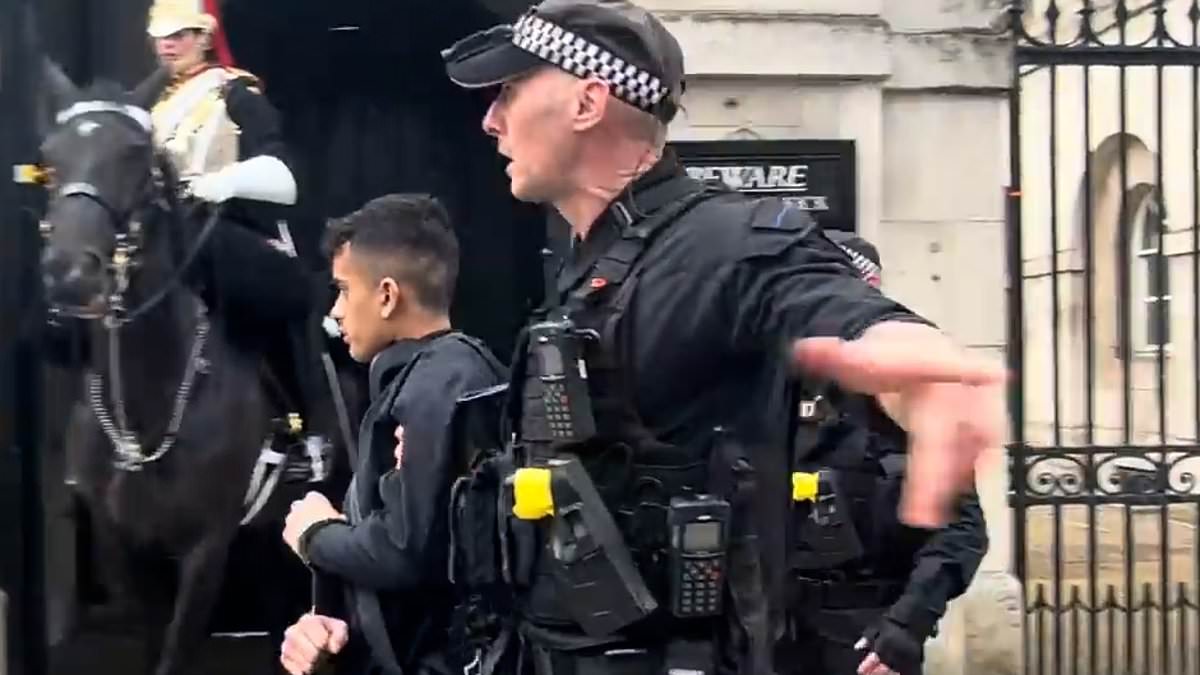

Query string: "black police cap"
[[441, 0, 686, 123]]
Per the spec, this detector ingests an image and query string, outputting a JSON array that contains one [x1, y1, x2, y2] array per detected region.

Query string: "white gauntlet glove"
[[189, 170, 237, 203], [187, 155, 297, 205]]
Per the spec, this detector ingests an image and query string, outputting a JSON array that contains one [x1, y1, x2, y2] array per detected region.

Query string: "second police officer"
[[783, 231, 988, 675]]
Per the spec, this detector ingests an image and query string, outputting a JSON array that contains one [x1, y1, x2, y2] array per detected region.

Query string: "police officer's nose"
[[482, 101, 504, 139]]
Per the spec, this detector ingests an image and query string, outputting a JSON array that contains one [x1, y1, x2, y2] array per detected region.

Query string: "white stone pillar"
[[877, 3, 1022, 675]]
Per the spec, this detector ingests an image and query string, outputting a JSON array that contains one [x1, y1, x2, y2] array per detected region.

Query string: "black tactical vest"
[[446, 177, 772, 675], [786, 383, 930, 596]]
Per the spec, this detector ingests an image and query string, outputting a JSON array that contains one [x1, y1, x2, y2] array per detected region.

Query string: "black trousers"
[[775, 607, 924, 675], [193, 216, 328, 423]]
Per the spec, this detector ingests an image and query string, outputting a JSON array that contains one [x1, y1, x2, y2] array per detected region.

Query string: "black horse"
[[36, 69, 357, 675]]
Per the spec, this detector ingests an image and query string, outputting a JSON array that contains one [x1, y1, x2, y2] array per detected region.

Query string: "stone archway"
[[1083, 133, 1156, 394]]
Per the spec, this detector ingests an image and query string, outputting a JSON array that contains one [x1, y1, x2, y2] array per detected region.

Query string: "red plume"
[[203, 0, 235, 67]]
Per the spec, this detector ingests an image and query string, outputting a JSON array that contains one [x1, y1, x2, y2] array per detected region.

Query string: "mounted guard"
[[22, 2, 358, 671], [142, 0, 335, 475]]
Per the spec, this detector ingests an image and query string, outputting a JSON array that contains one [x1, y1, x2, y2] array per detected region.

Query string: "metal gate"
[[1008, 1, 1200, 674]]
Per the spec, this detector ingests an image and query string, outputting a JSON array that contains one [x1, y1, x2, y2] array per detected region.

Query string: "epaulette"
[[221, 66, 263, 93]]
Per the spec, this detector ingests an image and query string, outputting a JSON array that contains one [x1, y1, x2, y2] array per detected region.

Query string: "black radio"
[[667, 495, 731, 618], [521, 318, 597, 448]]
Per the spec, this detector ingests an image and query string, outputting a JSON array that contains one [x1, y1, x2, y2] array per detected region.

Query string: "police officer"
[[144, 0, 330, 458], [782, 231, 988, 675], [439, 2, 1005, 674]]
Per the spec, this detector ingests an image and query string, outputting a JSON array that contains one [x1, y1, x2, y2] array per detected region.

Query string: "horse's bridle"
[[40, 100, 221, 471], [41, 100, 221, 328]]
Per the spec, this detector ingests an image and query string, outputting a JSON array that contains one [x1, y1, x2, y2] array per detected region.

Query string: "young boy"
[[279, 194, 506, 675]]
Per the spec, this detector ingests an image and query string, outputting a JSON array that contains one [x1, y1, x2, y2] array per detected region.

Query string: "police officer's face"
[[329, 245, 397, 362], [154, 29, 209, 77], [482, 68, 578, 202]]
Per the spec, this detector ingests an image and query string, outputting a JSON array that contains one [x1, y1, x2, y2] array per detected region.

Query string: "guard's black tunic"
[[173, 72, 312, 329]]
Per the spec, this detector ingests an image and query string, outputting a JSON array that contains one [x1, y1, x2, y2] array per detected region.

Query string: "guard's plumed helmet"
[[147, 0, 217, 39]]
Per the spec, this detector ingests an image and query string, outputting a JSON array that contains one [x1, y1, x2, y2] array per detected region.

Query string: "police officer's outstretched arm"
[[857, 489, 989, 675], [730, 207, 1006, 528]]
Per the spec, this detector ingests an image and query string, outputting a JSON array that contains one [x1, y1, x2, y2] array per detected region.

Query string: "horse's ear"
[[36, 57, 79, 139], [131, 67, 170, 110], [41, 57, 78, 109]]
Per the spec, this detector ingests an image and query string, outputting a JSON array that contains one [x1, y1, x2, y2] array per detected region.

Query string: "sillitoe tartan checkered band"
[[834, 242, 881, 282], [512, 14, 670, 113]]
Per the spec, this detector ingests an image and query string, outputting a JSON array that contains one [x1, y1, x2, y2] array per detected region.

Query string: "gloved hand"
[[185, 155, 298, 205], [854, 613, 927, 675], [188, 169, 238, 203]]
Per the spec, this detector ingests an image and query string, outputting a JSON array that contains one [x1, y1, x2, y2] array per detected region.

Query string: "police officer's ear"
[[573, 78, 609, 131]]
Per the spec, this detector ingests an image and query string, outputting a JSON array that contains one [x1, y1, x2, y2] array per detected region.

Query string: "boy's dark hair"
[[322, 193, 459, 312]]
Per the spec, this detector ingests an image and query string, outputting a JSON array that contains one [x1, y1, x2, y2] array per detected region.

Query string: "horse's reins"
[[44, 100, 221, 471]]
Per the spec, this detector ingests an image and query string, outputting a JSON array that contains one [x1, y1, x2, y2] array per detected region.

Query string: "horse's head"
[[38, 66, 174, 320]]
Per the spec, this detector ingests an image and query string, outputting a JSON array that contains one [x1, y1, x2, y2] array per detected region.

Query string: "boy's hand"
[[283, 492, 344, 556], [280, 613, 349, 675]]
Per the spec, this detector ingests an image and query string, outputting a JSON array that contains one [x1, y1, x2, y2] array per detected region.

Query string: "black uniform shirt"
[[554, 150, 933, 621], [557, 152, 928, 449]]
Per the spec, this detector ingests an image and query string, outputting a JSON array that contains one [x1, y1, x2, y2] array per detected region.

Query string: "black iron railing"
[[1009, 2, 1200, 674]]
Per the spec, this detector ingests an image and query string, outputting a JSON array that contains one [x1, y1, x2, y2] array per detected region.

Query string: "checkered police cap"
[[442, 0, 685, 123]]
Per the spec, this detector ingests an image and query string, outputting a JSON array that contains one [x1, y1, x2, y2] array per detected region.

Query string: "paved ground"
[[1022, 503, 1199, 600]]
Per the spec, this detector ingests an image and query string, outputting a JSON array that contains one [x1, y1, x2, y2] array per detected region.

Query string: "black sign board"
[[670, 139, 857, 232]]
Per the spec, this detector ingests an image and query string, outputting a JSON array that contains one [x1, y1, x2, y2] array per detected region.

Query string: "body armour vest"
[[787, 384, 929, 585], [446, 176, 772, 675], [512, 181, 721, 637]]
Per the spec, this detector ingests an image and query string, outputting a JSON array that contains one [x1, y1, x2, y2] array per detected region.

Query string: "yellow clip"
[[288, 412, 303, 434], [13, 164, 49, 185], [792, 472, 820, 503], [512, 467, 555, 521]]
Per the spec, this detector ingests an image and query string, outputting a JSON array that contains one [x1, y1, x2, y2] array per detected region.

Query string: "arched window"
[[1130, 190, 1170, 353]]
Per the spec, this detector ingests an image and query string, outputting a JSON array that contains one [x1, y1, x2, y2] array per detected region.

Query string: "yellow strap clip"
[[792, 471, 820, 503], [511, 467, 555, 521], [13, 164, 50, 186]]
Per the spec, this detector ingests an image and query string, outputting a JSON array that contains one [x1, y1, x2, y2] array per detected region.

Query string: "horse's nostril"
[[41, 248, 104, 289], [41, 248, 69, 278]]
